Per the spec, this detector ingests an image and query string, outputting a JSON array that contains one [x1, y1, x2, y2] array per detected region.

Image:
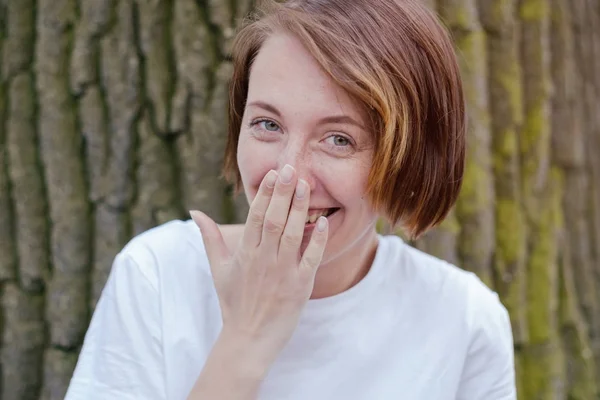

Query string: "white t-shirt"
[[65, 219, 516, 400]]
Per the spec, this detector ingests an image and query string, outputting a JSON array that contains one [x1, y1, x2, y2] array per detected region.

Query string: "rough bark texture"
[[518, 1, 566, 397], [0, 0, 599, 398], [550, 0, 599, 397], [439, 0, 495, 289], [477, 1, 529, 393], [568, 0, 600, 386]]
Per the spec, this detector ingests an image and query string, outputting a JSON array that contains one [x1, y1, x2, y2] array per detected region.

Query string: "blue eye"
[[251, 119, 280, 132], [326, 135, 351, 147], [262, 120, 280, 131], [332, 135, 350, 146], [323, 134, 355, 156]]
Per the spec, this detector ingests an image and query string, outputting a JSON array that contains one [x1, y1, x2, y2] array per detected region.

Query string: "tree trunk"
[[568, 0, 600, 385], [477, 0, 529, 393], [517, 1, 567, 397], [550, 0, 598, 397], [0, 0, 599, 398]]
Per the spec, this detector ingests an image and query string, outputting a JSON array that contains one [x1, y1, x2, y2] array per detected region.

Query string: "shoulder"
[[381, 234, 512, 344], [67, 220, 204, 399], [383, 235, 502, 307], [380, 235, 515, 396], [116, 218, 210, 290]]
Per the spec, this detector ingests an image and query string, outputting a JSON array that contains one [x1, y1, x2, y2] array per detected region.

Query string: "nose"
[[277, 139, 316, 191]]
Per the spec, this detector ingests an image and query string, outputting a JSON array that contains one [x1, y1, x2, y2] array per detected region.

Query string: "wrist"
[[216, 327, 274, 380], [187, 328, 270, 399]]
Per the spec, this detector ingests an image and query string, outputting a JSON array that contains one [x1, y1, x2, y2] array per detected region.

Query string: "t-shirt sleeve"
[[64, 251, 166, 400], [456, 277, 517, 400]]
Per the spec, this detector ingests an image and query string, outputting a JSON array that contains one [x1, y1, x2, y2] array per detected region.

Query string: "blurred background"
[[0, 0, 599, 399]]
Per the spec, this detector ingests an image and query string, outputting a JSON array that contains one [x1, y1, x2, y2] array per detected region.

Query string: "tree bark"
[[518, 0, 565, 397], [550, 0, 598, 396], [0, 0, 599, 398], [478, 0, 528, 370], [568, 0, 600, 383]]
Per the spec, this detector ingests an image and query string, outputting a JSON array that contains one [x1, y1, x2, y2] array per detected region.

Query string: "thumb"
[[189, 210, 228, 268]]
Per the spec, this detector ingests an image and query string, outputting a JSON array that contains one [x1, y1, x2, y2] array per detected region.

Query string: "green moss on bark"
[[440, 3, 494, 284], [495, 197, 524, 268], [496, 66, 523, 125], [527, 168, 562, 344], [520, 342, 565, 399], [521, 169, 565, 396], [495, 198, 526, 334], [520, 0, 548, 21], [518, 0, 565, 394], [520, 103, 549, 169]]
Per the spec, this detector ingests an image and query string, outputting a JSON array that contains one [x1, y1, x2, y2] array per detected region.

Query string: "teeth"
[[305, 209, 327, 224]]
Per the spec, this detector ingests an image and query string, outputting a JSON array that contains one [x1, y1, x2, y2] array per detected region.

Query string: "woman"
[[66, 0, 516, 399]]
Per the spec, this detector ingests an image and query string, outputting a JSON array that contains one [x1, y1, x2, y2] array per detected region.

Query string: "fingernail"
[[316, 216, 327, 232], [295, 179, 307, 199], [265, 170, 277, 188], [279, 164, 294, 184]]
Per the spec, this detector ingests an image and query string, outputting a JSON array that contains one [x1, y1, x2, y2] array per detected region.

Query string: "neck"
[[310, 227, 379, 300]]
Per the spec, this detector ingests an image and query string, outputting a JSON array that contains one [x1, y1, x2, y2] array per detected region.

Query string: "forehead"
[[247, 33, 366, 122]]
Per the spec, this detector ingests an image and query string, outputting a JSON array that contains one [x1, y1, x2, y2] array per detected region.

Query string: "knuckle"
[[316, 230, 328, 243], [291, 199, 305, 212], [233, 249, 251, 267], [261, 182, 276, 196], [263, 218, 285, 235], [248, 209, 265, 227], [303, 239, 326, 267], [281, 232, 302, 247], [275, 181, 295, 196], [302, 252, 322, 268]]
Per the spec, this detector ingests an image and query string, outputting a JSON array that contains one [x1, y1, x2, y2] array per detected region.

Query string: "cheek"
[[317, 159, 371, 206], [237, 135, 277, 198]]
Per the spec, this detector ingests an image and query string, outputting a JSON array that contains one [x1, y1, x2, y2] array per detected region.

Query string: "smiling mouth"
[[305, 208, 340, 224]]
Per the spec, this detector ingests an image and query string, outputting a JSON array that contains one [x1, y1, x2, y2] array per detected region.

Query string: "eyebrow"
[[247, 100, 367, 131]]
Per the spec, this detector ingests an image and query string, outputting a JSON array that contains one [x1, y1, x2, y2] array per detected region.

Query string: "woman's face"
[[237, 32, 378, 264]]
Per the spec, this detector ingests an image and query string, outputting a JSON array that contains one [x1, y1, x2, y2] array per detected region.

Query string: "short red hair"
[[224, 0, 466, 239]]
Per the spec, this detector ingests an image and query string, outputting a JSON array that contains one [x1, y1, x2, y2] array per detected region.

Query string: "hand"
[[190, 164, 329, 369]]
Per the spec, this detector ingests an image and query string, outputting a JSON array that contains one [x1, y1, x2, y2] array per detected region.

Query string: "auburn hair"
[[223, 0, 466, 239]]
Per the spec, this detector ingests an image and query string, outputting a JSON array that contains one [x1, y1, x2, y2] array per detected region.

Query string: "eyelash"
[[248, 118, 356, 154]]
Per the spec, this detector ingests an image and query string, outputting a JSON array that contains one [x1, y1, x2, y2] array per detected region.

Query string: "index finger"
[[242, 170, 278, 248]]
